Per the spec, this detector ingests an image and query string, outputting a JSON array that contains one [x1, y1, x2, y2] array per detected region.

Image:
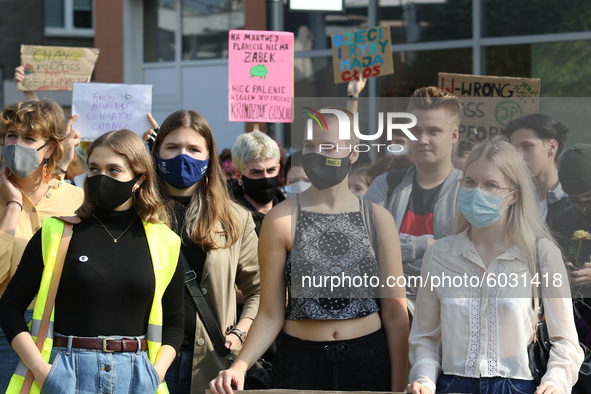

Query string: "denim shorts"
[[41, 336, 161, 394], [436, 374, 537, 394], [270, 329, 391, 391]]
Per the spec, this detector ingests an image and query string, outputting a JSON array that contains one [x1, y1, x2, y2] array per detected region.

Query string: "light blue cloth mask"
[[458, 187, 515, 228]]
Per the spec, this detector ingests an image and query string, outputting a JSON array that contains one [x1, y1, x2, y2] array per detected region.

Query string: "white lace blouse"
[[409, 229, 584, 394]]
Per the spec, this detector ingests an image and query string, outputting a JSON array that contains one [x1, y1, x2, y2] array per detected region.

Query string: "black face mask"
[[302, 152, 351, 190], [87, 174, 141, 211], [574, 200, 591, 217], [241, 174, 279, 204]]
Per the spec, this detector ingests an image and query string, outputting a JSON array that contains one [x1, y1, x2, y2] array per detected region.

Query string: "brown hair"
[[76, 129, 167, 224], [408, 86, 463, 129], [151, 110, 240, 251], [0, 99, 67, 173]]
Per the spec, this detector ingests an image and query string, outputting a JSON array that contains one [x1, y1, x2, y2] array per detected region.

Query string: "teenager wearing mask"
[[0, 99, 84, 391], [150, 110, 260, 394], [407, 136, 582, 394], [210, 108, 409, 393], [0, 129, 184, 393], [231, 131, 285, 236], [364, 87, 462, 313], [502, 113, 570, 231]]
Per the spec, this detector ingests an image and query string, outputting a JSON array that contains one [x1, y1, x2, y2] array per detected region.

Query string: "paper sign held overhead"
[[228, 30, 294, 123], [19, 45, 99, 91], [438, 72, 541, 142], [72, 83, 152, 141], [331, 26, 393, 84]]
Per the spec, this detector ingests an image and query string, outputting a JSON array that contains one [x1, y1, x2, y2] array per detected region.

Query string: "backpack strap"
[[362, 198, 378, 256]]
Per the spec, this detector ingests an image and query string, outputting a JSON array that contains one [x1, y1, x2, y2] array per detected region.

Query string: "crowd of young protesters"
[[0, 72, 589, 394]]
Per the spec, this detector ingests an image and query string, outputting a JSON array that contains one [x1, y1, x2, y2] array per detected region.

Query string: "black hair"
[[502, 113, 569, 162]]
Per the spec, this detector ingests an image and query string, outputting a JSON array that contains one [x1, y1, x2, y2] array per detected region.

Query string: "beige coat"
[[190, 203, 261, 393]]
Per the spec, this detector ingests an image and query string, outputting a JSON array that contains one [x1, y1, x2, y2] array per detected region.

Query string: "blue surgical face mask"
[[158, 154, 208, 189], [458, 187, 516, 228]]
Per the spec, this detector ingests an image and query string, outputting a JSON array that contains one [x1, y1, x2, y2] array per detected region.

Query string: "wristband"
[[229, 328, 247, 345], [60, 168, 67, 174], [347, 95, 358, 101], [6, 200, 23, 211]]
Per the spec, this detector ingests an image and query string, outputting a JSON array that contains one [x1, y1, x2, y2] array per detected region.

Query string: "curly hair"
[[0, 99, 66, 173]]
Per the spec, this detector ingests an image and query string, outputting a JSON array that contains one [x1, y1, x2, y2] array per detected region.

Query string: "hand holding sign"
[[72, 83, 152, 141], [19, 45, 99, 91], [331, 26, 393, 84]]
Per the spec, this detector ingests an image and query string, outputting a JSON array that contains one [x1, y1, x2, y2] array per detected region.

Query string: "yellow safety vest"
[[7, 216, 180, 394]]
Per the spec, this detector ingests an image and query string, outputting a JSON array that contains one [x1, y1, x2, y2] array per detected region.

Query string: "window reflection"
[[182, 0, 245, 60], [144, 0, 176, 62]]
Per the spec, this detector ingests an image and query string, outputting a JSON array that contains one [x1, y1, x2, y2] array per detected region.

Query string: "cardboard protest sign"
[[331, 26, 393, 84], [438, 72, 541, 141], [228, 30, 294, 123], [72, 83, 152, 141], [18, 45, 99, 91]]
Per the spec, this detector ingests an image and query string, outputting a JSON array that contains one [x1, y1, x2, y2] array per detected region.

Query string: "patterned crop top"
[[284, 196, 381, 320]]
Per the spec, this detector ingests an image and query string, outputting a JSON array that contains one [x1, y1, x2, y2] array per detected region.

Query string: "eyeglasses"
[[459, 176, 516, 195]]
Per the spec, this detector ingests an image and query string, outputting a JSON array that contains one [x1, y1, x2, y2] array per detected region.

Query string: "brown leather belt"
[[53, 337, 147, 352]]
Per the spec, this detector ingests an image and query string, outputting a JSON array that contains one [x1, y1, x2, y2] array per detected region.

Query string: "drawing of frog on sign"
[[250, 64, 268, 79]]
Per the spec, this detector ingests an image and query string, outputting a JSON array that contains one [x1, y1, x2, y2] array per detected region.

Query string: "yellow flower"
[[572, 230, 591, 241]]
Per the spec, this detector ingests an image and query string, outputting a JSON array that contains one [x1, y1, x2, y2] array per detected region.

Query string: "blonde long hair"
[[454, 135, 555, 273], [151, 110, 239, 251]]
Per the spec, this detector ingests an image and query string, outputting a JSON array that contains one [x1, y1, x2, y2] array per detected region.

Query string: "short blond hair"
[[408, 86, 462, 129], [231, 131, 280, 173]]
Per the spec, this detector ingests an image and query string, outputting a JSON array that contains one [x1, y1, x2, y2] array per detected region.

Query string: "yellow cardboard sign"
[[18, 45, 100, 91]]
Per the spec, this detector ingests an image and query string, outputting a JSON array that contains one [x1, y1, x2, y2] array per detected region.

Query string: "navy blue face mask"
[[158, 154, 208, 189]]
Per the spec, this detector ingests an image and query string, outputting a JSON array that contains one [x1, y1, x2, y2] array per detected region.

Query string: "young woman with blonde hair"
[[149, 110, 260, 394], [0, 129, 184, 393], [407, 136, 583, 394]]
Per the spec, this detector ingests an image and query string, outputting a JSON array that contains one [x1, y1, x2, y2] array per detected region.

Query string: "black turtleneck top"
[[0, 209, 184, 351]]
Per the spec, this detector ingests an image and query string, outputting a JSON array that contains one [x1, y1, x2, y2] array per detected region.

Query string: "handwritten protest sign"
[[18, 45, 99, 91], [228, 30, 294, 123], [331, 26, 393, 84], [72, 83, 152, 141], [438, 72, 541, 141]]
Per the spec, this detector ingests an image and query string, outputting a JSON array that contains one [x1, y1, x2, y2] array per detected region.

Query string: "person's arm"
[[209, 202, 290, 394], [227, 210, 260, 349], [537, 239, 585, 394], [399, 234, 433, 262], [142, 113, 159, 152], [0, 230, 50, 386], [346, 76, 366, 113], [58, 115, 80, 180], [407, 245, 441, 394], [0, 167, 24, 283], [373, 204, 409, 391], [14, 66, 38, 102]]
